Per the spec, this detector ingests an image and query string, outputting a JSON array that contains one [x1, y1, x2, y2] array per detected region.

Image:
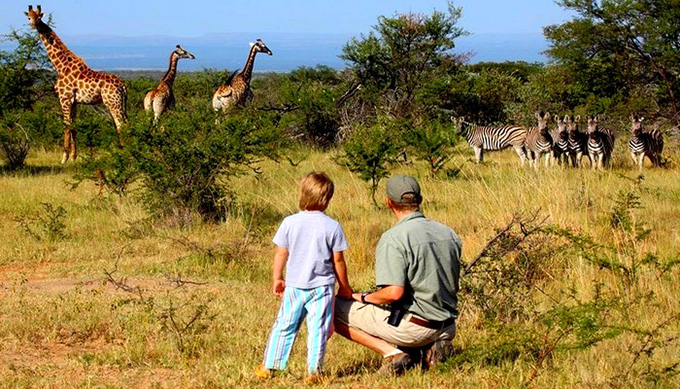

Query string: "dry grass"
[[0, 142, 678, 388]]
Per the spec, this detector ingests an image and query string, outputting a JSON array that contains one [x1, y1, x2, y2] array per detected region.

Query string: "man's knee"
[[333, 298, 354, 326]]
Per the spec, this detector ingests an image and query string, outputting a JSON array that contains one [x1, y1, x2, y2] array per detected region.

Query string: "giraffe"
[[25, 5, 127, 163], [212, 39, 273, 111], [144, 45, 195, 122]]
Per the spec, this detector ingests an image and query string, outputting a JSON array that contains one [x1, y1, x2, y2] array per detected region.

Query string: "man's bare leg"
[[333, 321, 399, 356]]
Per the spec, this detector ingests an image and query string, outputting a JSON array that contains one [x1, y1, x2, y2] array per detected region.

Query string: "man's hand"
[[351, 286, 405, 305], [272, 279, 285, 297], [337, 286, 353, 299]]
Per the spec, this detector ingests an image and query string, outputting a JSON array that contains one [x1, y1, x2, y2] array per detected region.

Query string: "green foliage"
[[341, 1, 466, 119], [338, 120, 400, 206], [0, 24, 54, 116], [108, 107, 284, 221], [407, 117, 459, 176], [16, 202, 68, 242], [0, 116, 31, 170], [456, 188, 679, 384], [73, 108, 120, 158], [445, 65, 527, 125], [547, 0, 680, 124], [259, 66, 346, 147]]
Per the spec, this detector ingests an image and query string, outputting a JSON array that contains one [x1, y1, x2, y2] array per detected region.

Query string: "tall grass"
[[0, 142, 678, 387]]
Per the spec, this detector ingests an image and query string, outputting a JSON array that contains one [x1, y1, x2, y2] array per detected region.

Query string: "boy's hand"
[[273, 280, 285, 297], [336, 286, 353, 299]]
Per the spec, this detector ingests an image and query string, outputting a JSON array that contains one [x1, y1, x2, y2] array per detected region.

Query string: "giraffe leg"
[[103, 85, 128, 145], [59, 96, 76, 163], [62, 126, 71, 164], [70, 128, 78, 161]]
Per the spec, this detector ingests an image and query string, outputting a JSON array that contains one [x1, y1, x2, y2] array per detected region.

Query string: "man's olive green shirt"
[[375, 211, 462, 321]]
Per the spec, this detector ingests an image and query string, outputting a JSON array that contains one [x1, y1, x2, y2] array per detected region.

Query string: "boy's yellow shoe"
[[254, 364, 274, 379]]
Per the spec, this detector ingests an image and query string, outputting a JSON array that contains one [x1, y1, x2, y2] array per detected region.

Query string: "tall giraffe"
[[25, 5, 127, 163], [144, 45, 195, 122], [212, 39, 273, 111]]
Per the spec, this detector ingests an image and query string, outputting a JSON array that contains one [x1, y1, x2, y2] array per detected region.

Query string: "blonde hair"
[[299, 171, 334, 211]]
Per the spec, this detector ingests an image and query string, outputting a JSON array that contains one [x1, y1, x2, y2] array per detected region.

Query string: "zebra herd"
[[451, 113, 664, 170]]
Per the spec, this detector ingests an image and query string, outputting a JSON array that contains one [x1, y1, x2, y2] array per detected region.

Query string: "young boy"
[[256, 171, 352, 384]]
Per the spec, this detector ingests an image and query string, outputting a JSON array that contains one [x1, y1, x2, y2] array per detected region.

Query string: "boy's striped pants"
[[263, 284, 334, 374]]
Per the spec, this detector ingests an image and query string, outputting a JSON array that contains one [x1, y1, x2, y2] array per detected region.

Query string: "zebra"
[[525, 111, 553, 169], [550, 115, 570, 166], [451, 116, 528, 165], [628, 115, 664, 170], [586, 116, 616, 170], [566, 115, 590, 168]]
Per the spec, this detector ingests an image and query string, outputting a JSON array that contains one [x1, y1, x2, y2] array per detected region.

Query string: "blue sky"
[[3, 1, 570, 37]]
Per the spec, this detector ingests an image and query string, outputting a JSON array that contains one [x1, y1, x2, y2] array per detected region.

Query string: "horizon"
[[1, 1, 570, 71], [1, 31, 551, 72]]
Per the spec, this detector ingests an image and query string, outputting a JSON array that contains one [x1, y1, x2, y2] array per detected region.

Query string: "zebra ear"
[[575, 115, 581, 122], [544, 111, 550, 118], [640, 117, 645, 122], [535, 112, 541, 120], [554, 115, 560, 122]]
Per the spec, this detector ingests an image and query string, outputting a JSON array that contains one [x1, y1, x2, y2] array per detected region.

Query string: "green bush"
[[107, 107, 285, 221], [338, 119, 400, 206], [407, 117, 459, 176], [0, 117, 31, 170]]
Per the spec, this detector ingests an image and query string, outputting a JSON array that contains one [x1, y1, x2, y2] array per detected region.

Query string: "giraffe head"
[[25, 5, 45, 29], [173, 45, 196, 60], [250, 39, 273, 56]]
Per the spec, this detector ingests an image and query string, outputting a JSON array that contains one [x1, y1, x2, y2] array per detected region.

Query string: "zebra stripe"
[[525, 112, 553, 169], [628, 116, 664, 169], [550, 115, 569, 165], [586, 116, 616, 170], [456, 119, 528, 165], [566, 115, 590, 168]]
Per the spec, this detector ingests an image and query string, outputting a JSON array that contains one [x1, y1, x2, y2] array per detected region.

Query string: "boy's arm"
[[272, 245, 289, 297], [332, 251, 353, 298]]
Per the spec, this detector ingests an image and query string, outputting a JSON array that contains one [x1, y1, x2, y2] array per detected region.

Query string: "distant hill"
[[1, 32, 550, 72]]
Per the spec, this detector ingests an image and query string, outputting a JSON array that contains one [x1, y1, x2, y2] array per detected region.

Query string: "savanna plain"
[[1, 143, 678, 388]]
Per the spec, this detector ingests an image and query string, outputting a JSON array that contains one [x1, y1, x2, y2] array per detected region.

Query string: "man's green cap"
[[386, 174, 422, 204]]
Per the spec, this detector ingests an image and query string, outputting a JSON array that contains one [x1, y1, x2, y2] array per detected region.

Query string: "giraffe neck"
[[240, 46, 258, 83], [161, 54, 179, 86], [35, 19, 87, 74]]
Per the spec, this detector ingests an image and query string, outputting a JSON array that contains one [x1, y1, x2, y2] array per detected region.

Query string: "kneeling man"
[[334, 174, 462, 375]]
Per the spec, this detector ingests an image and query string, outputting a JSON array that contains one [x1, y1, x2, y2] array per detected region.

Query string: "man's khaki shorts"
[[334, 299, 455, 348]]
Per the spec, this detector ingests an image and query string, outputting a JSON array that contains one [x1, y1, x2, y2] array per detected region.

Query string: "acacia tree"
[[0, 22, 54, 116], [545, 0, 680, 124], [341, 1, 467, 120]]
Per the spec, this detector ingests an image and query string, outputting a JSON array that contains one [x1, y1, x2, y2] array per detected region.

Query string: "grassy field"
[[1, 141, 679, 388]]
